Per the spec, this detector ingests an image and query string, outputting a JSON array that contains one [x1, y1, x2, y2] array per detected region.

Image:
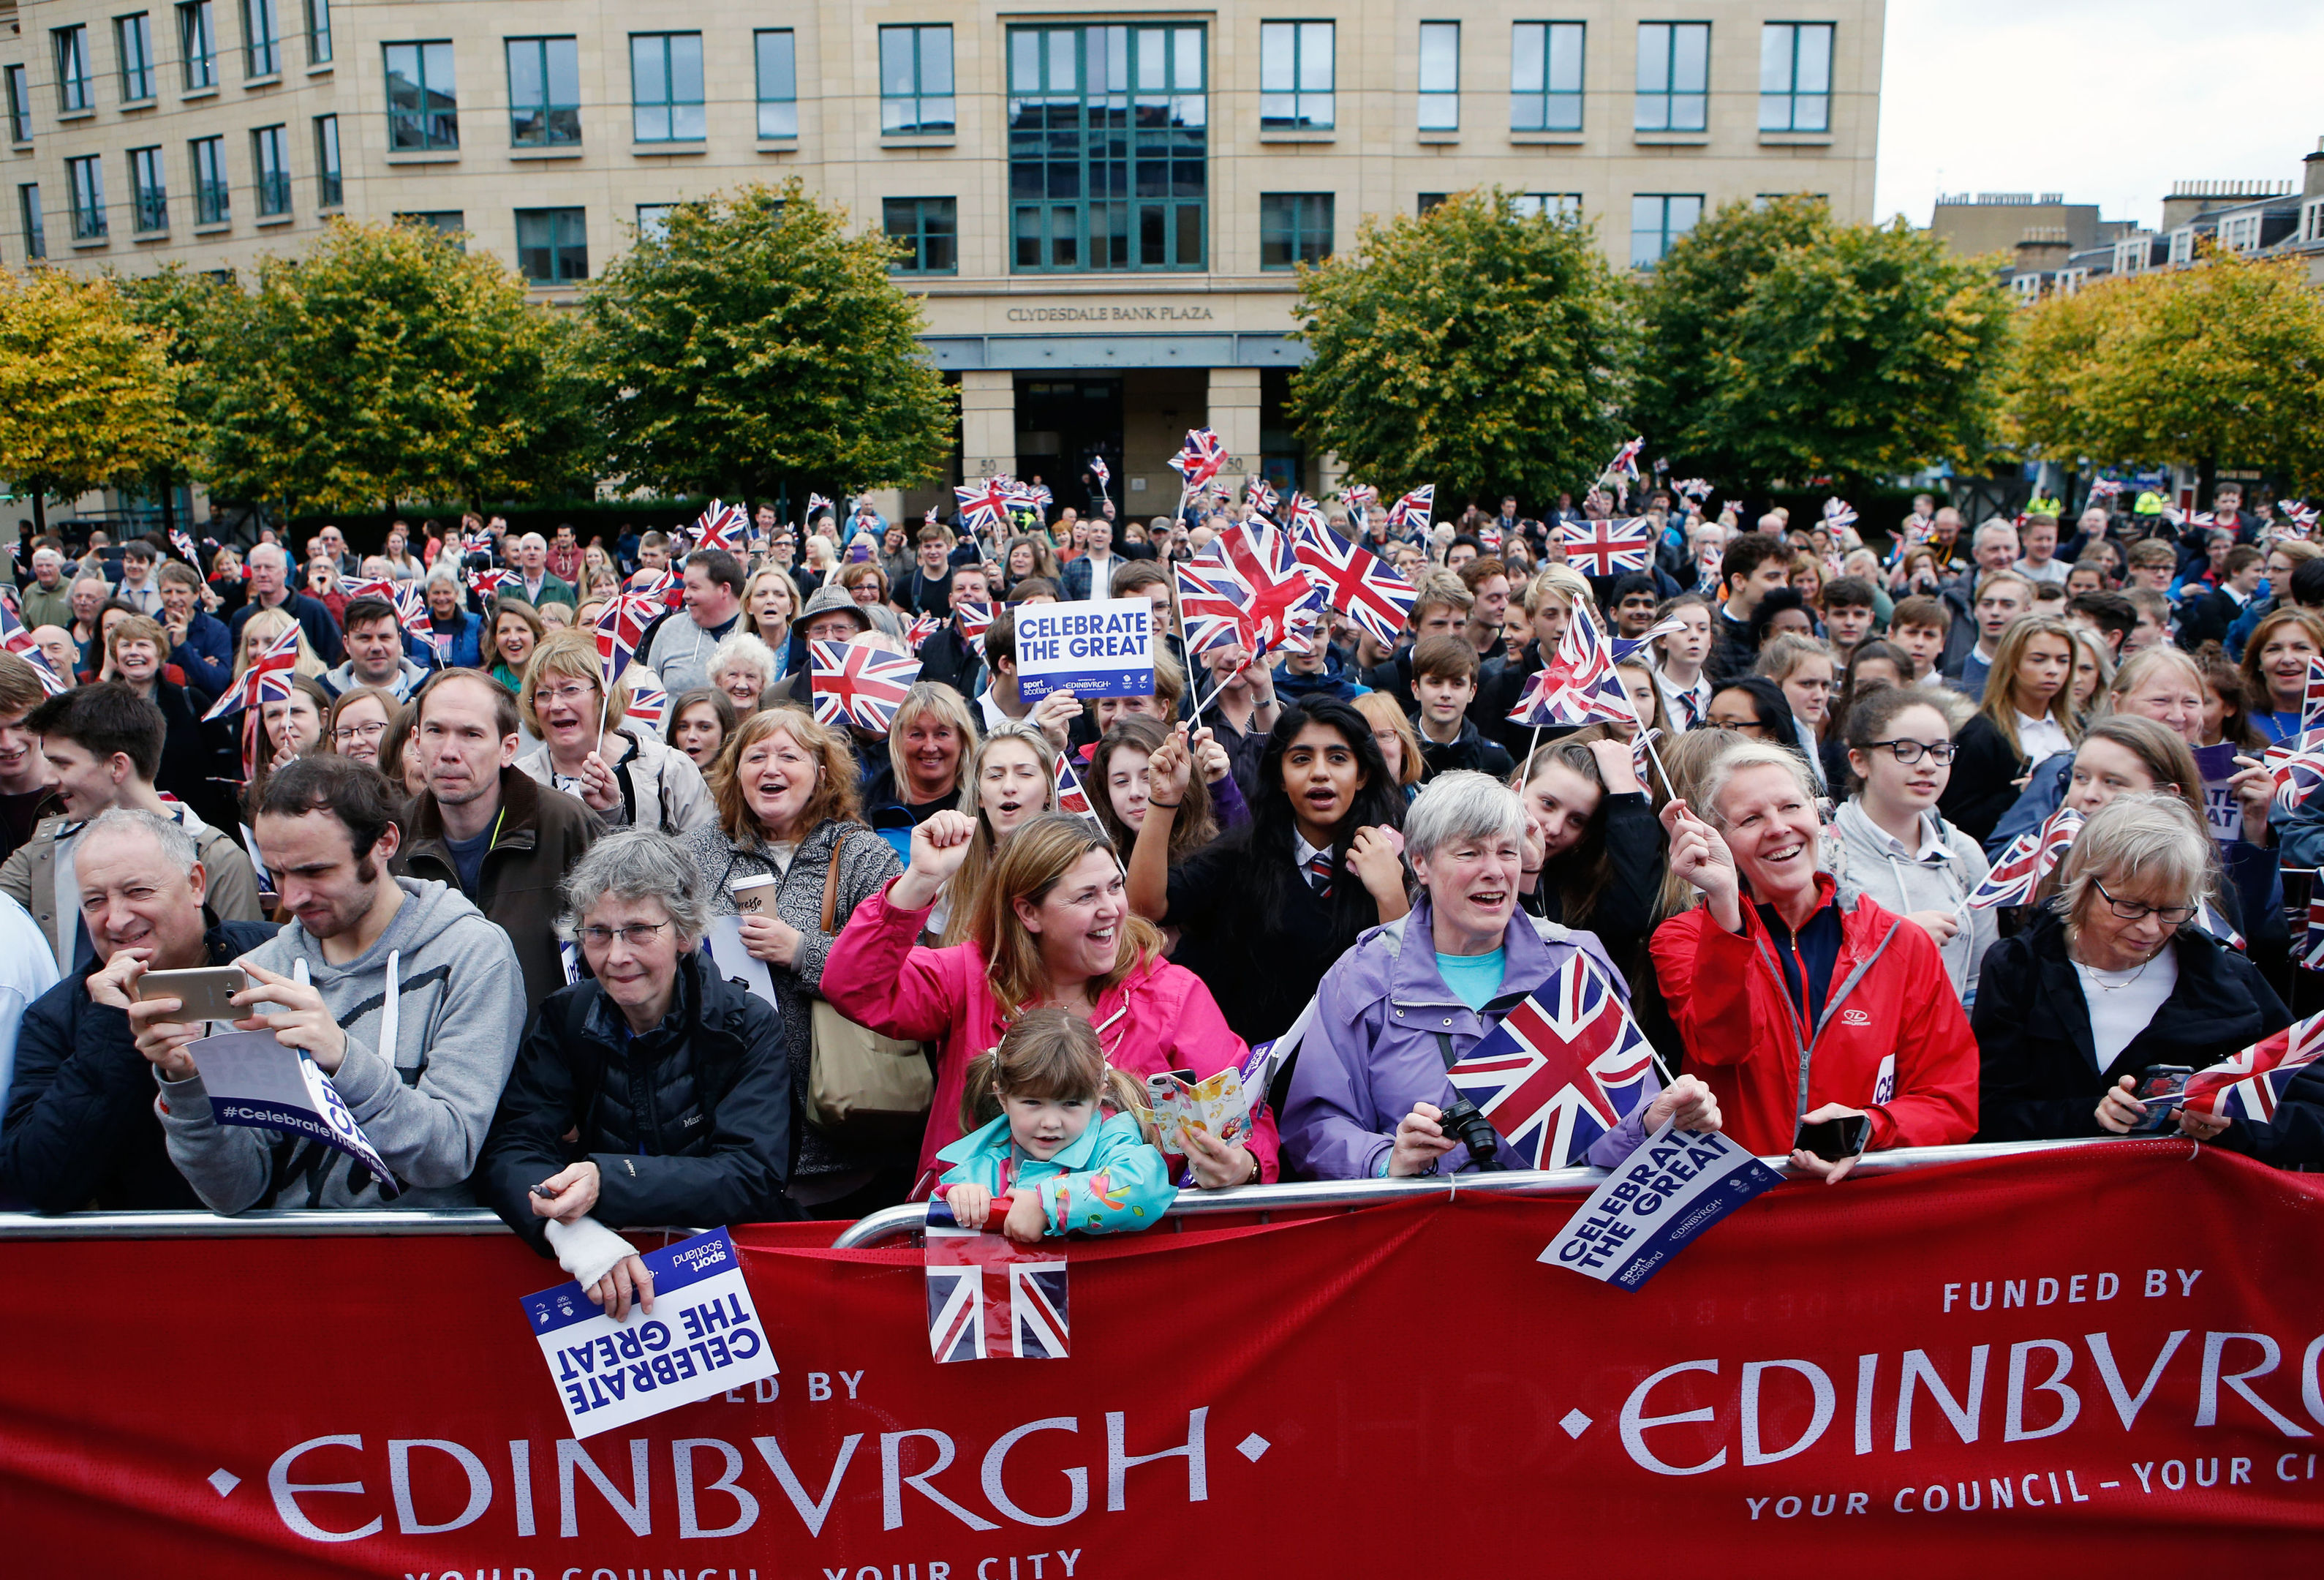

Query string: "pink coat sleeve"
[[1166, 974, 1280, 1183], [818, 879, 970, 1045]]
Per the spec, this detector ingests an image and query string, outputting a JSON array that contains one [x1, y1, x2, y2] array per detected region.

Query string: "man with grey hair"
[[0, 807, 271, 1211], [139, 753, 525, 1211], [18, 546, 72, 631], [228, 541, 342, 664], [513, 532, 576, 609], [1937, 519, 2022, 678]]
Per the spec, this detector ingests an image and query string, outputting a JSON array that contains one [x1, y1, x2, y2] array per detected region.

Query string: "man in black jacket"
[[1704, 531, 1793, 685], [0, 807, 278, 1211]]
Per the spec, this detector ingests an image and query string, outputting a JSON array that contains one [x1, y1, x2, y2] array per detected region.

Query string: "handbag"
[[807, 829, 935, 1135]]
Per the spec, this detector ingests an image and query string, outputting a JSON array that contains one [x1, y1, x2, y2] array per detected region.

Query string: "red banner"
[[7, 1142, 2324, 1576]]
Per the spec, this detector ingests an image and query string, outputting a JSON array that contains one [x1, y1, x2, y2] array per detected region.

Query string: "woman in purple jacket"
[[1283, 771, 1719, 1178]]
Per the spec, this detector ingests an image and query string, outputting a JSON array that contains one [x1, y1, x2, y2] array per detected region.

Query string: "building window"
[[635, 203, 674, 241], [1759, 22, 1830, 132], [66, 154, 106, 239], [1635, 21, 1708, 132], [508, 37, 580, 147], [253, 124, 289, 215], [1511, 22, 1585, 132], [516, 206, 587, 283], [2304, 200, 2324, 246], [19, 184, 45, 259], [5, 65, 29, 142], [304, 0, 330, 65], [1008, 23, 1207, 274], [1260, 192, 1332, 268], [394, 210, 464, 239], [1511, 192, 1582, 221], [241, 0, 278, 77], [1417, 23, 1458, 132], [755, 29, 796, 138], [880, 26, 953, 136], [129, 144, 167, 230], [1259, 20, 1332, 130], [313, 112, 339, 206], [630, 33, 703, 143], [179, 1, 216, 90], [55, 27, 94, 113], [1631, 193, 1702, 267], [883, 196, 957, 274], [1418, 192, 1448, 215], [117, 13, 157, 101], [385, 42, 457, 151], [191, 133, 227, 222]]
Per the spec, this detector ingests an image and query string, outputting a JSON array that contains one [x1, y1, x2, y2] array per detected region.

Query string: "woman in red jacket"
[[820, 809, 1276, 1197], [1652, 740, 1977, 1181]]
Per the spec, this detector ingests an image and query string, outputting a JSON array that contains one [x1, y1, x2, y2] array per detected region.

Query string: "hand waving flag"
[[1967, 806, 2083, 909], [1175, 522, 1324, 658], [1557, 516, 1654, 577], [1507, 603, 1634, 729], [1444, 954, 1662, 1169]]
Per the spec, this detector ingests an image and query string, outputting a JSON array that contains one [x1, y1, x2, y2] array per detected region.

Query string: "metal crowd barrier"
[[0, 1137, 2108, 1247]]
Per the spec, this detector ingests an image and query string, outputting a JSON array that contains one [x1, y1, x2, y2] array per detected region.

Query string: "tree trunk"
[[159, 475, 176, 539]]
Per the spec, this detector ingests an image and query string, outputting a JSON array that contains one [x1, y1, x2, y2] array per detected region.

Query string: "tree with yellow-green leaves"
[[2007, 250, 2324, 492], [0, 267, 181, 535]]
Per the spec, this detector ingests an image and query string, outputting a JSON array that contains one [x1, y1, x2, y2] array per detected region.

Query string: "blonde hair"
[[940, 722, 1060, 944], [2049, 791, 2222, 938], [883, 682, 977, 807], [234, 606, 326, 680], [1353, 691, 1424, 787], [957, 1005, 1156, 1146], [519, 627, 629, 739]]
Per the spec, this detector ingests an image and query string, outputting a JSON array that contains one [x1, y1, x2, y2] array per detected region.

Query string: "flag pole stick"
[[1526, 721, 1543, 775]]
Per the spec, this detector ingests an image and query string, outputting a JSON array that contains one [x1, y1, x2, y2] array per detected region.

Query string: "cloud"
[[1875, 0, 2324, 229]]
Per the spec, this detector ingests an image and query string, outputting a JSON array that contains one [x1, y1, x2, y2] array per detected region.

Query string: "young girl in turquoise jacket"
[[937, 1009, 1177, 1242]]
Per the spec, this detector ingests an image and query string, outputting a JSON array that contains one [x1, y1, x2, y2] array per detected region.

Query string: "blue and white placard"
[[521, 1228, 780, 1437], [1013, 598, 1155, 700], [189, 1029, 399, 1197], [1538, 1123, 1781, 1290]]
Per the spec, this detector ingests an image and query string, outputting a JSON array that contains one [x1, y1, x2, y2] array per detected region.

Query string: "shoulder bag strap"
[[820, 827, 851, 934]]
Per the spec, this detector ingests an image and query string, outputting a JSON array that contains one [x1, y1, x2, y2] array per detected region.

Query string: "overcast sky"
[[1874, 0, 2324, 230]]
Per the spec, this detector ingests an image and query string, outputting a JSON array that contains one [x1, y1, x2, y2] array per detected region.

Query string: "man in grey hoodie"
[[140, 756, 524, 1211], [318, 597, 431, 702]]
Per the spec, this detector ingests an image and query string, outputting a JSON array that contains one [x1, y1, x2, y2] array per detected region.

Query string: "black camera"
[[1436, 1096, 1504, 1171]]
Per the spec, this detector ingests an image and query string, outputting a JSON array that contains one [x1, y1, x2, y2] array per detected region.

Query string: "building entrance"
[[1014, 376, 1124, 520]]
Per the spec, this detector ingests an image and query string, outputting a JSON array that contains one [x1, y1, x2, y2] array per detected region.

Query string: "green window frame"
[[1259, 192, 1332, 269], [1635, 22, 1708, 132], [1008, 23, 1207, 274], [117, 13, 156, 101], [313, 112, 339, 206], [515, 206, 587, 284], [1511, 192, 1582, 221], [394, 210, 464, 241], [19, 183, 45, 259], [880, 26, 953, 135], [1759, 22, 1831, 132], [1512, 22, 1585, 132], [66, 153, 106, 238], [129, 144, 167, 230], [55, 27, 94, 113], [755, 29, 796, 139], [304, 0, 330, 66], [190, 134, 227, 222], [5, 65, 30, 142], [178, 2, 216, 90], [1630, 192, 1701, 268], [630, 32, 703, 143], [883, 196, 957, 274], [508, 36, 580, 147], [241, 0, 277, 78], [252, 123, 289, 215], [384, 41, 457, 151], [1259, 20, 1332, 130], [1417, 23, 1457, 132]]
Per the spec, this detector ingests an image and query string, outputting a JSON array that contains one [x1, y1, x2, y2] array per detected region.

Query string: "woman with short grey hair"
[[1975, 793, 2287, 1143], [475, 830, 794, 1323], [1286, 772, 1719, 1180], [707, 629, 780, 717]]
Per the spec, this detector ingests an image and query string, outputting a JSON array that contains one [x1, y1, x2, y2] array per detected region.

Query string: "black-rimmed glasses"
[[1863, 740, 1958, 765]]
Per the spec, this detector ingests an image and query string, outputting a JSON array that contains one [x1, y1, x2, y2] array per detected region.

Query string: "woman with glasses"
[[478, 831, 797, 1317], [1974, 794, 2287, 1142], [515, 628, 714, 835], [1830, 686, 1994, 1002], [322, 685, 399, 770]]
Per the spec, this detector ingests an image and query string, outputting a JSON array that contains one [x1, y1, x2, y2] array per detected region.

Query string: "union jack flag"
[[1672, 478, 1714, 502], [341, 576, 400, 604], [2301, 656, 2324, 734], [2303, 892, 2324, 972], [391, 580, 431, 633], [2182, 1009, 2324, 1123], [1286, 493, 1326, 535], [1604, 436, 1645, 483], [1005, 481, 1047, 517], [956, 478, 1014, 533], [1090, 456, 1111, 492], [1387, 485, 1435, 534], [592, 590, 660, 688], [203, 622, 300, 722], [807, 493, 835, 521], [1508, 603, 1632, 729], [1444, 954, 1661, 1170], [1342, 483, 1378, 514], [1293, 523, 1417, 647], [1175, 522, 1324, 658], [2265, 729, 2324, 812], [1245, 478, 1280, 516], [1612, 613, 1689, 664], [170, 529, 200, 564], [1557, 516, 1654, 577], [1168, 429, 1229, 489], [1967, 806, 2083, 909], [0, 601, 69, 695], [625, 669, 671, 729], [810, 639, 919, 734], [903, 613, 943, 652], [1054, 754, 1106, 835], [954, 601, 995, 643], [694, 500, 748, 555], [1694, 541, 1724, 596], [1822, 498, 1858, 532], [924, 1200, 1069, 1362], [2088, 479, 2124, 502], [2282, 500, 2318, 536], [470, 568, 517, 601], [2195, 898, 2245, 953]]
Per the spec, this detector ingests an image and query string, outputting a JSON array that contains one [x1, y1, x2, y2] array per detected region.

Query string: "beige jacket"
[[0, 808, 266, 973]]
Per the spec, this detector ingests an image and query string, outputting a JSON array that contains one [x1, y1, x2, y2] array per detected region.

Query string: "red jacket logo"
[[1840, 1007, 1871, 1028]]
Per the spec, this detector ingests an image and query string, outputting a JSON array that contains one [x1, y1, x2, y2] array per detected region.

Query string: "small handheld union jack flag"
[[903, 613, 942, 653], [1175, 522, 1324, 659], [1167, 429, 1228, 490], [2299, 656, 2324, 735], [1090, 456, 1111, 495], [1245, 477, 1280, 516], [1444, 953, 1662, 1170], [925, 1199, 1069, 1362], [810, 640, 919, 734], [1508, 603, 1633, 729], [2182, 1009, 2324, 1122], [955, 478, 1013, 534], [625, 669, 671, 729], [1604, 436, 1645, 484], [1557, 516, 1655, 578], [1292, 523, 1417, 647], [2088, 479, 2124, 502], [1386, 484, 1435, 534], [592, 590, 660, 689], [2281, 500, 2318, 537], [1967, 806, 2083, 910], [2301, 892, 2324, 973], [170, 529, 200, 564], [470, 567, 517, 601], [1054, 754, 1106, 836], [1672, 478, 1714, 502], [693, 500, 748, 556], [806, 493, 835, 521], [0, 600, 69, 695], [1612, 614, 1689, 665], [203, 623, 301, 723], [954, 601, 995, 644], [2265, 729, 2324, 812], [1822, 498, 1857, 532], [342, 576, 399, 604]]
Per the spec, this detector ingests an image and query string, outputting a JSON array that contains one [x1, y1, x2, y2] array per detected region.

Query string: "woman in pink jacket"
[[820, 810, 1278, 1196]]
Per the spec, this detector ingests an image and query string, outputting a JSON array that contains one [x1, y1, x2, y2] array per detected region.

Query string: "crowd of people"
[[0, 480, 2317, 1317]]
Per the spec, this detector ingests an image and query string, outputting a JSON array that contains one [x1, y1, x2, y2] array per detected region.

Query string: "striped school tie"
[[1306, 851, 1335, 898]]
